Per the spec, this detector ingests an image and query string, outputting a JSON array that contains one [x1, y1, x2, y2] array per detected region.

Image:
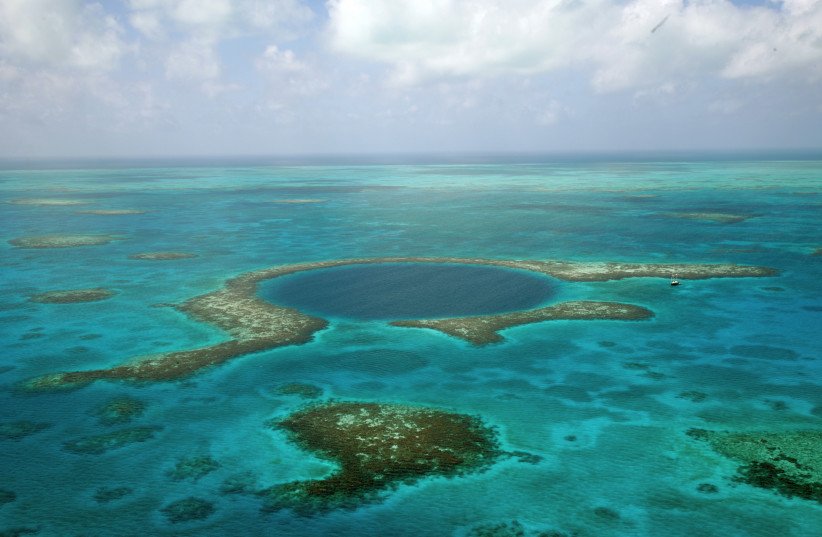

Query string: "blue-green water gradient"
[[0, 157, 820, 536]]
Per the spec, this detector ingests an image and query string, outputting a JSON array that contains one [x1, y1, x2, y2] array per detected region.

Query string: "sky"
[[0, 0, 821, 158]]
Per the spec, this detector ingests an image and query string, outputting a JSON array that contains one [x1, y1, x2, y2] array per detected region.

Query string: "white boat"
[[670, 272, 680, 286]]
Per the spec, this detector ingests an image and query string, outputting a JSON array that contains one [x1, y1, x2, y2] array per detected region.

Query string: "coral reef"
[[160, 497, 215, 524], [274, 383, 323, 399], [9, 198, 85, 206], [93, 487, 133, 503], [0, 421, 51, 440], [391, 301, 653, 345], [0, 490, 15, 505], [167, 455, 220, 481], [94, 396, 145, 426], [663, 212, 754, 224], [465, 520, 572, 537], [63, 426, 161, 455], [259, 401, 501, 514], [696, 483, 719, 494], [77, 209, 144, 215], [271, 199, 326, 204], [9, 235, 119, 248], [23, 256, 775, 390], [687, 428, 822, 504], [0, 528, 39, 536], [29, 288, 115, 304], [219, 472, 257, 495], [128, 252, 197, 260], [467, 520, 526, 537], [677, 391, 708, 403]]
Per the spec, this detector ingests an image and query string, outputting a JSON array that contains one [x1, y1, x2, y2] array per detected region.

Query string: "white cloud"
[[327, 0, 822, 91], [128, 0, 314, 40], [255, 45, 327, 116], [0, 0, 126, 71], [165, 38, 221, 80]]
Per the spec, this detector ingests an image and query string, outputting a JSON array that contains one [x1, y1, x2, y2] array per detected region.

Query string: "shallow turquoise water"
[[0, 158, 820, 536]]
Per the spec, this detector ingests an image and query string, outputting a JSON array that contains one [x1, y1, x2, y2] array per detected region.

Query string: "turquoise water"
[[259, 263, 558, 320], [0, 157, 820, 536]]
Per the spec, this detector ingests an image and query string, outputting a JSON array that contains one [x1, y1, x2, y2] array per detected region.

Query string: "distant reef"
[[77, 209, 145, 215], [21, 256, 776, 391], [663, 211, 755, 224], [9, 234, 120, 248], [128, 252, 197, 260], [29, 288, 115, 304], [8, 198, 87, 206]]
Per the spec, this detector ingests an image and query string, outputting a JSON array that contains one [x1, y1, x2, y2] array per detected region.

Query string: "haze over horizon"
[[1, 0, 821, 159]]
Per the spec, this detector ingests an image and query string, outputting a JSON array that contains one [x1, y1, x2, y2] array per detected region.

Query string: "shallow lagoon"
[[0, 157, 821, 536]]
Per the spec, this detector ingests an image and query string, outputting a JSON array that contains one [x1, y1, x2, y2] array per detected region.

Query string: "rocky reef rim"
[[21, 256, 776, 391]]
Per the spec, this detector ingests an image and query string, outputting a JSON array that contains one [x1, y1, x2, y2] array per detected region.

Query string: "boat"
[[670, 272, 680, 286]]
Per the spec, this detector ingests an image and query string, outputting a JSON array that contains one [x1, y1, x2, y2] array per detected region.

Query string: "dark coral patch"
[[94, 396, 146, 426], [160, 497, 215, 524], [687, 429, 822, 505], [0, 421, 51, 441], [9, 234, 118, 248], [29, 288, 114, 304], [63, 426, 161, 455], [0, 489, 15, 506], [93, 487, 133, 503], [167, 455, 220, 482], [259, 401, 501, 514], [274, 383, 323, 399], [220, 472, 257, 495], [0, 527, 39, 536]]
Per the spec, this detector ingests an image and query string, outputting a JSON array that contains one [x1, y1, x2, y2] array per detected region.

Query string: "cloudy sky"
[[1, 0, 821, 158]]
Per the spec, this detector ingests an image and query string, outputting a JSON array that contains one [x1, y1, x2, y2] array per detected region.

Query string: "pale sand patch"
[[9, 198, 88, 206], [77, 209, 145, 215], [9, 234, 121, 248], [664, 212, 754, 224], [270, 199, 326, 204], [128, 252, 197, 260]]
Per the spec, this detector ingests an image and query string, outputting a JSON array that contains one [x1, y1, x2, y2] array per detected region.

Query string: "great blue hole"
[[258, 263, 557, 320]]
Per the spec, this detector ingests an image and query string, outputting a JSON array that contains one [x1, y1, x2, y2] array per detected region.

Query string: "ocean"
[[1, 156, 820, 536]]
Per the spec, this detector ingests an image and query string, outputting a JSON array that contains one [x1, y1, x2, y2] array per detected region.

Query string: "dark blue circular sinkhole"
[[258, 263, 557, 320]]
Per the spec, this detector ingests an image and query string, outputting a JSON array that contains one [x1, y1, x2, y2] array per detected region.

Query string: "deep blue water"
[[0, 158, 820, 536], [259, 263, 557, 320]]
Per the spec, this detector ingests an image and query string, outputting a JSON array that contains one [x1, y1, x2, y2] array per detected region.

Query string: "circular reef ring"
[[23, 256, 776, 390]]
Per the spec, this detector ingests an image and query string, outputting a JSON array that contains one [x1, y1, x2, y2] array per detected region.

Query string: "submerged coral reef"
[[29, 288, 115, 304], [93, 396, 145, 426], [9, 235, 120, 248], [274, 383, 323, 399], [259, 401, 501, 514], [128, 252, 197, 260], [63, 426, 161, 455], [0, 421, 51, 441], [160, 497, 215, 524], [167, 455, 220, 481], [0, 490, 15, 506], [93, 487, 133, 503], [687, 428, 822, 504]]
